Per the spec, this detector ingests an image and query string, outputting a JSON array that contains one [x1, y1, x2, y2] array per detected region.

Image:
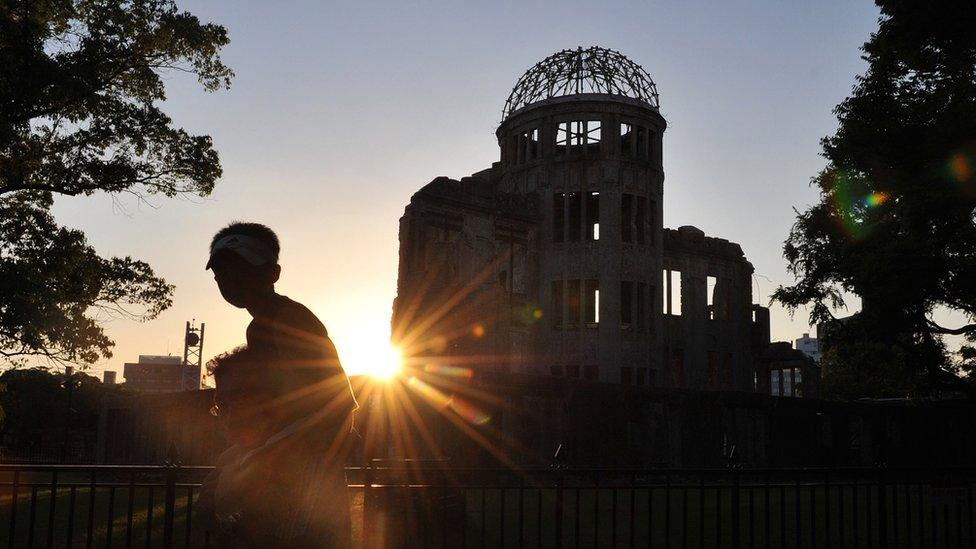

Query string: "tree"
[[0, 0, 232, 366], [774, 1, 976, 398]]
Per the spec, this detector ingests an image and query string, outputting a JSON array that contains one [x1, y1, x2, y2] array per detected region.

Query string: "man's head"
[[207, 222, 281, 309]]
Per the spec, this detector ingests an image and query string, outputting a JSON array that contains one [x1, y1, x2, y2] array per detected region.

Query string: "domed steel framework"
[[502, 46, 660, 121]]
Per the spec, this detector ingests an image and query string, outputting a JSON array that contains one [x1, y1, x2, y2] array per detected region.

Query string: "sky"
[[50, 0, 889, 379]]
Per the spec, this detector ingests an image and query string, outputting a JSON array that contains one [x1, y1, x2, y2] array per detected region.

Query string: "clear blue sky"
[[52, 0, 888, 378]]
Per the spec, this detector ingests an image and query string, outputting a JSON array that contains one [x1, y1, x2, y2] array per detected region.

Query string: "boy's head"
[[207, 222, 281, 308]]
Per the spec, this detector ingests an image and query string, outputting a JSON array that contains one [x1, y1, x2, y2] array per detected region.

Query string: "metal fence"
[[1, 464, 973, 548]]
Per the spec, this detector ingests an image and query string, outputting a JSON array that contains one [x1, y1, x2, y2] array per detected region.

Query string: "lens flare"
[[424, 364, 474, 379], [406, 376, 490, 425], [864, 191, 888, 207], [950, 153, 972, 183], [446, 395, 491, 425]]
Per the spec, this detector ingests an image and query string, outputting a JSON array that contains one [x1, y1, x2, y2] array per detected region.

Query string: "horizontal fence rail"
[[1, 464, 974, 548]]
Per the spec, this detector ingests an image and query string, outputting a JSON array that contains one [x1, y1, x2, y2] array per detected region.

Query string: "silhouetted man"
[[198, 222, 358, 548]]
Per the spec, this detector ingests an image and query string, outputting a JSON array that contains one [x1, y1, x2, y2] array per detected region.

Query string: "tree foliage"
[[0, 0, 232, 366], [774, 1, 976, 397]]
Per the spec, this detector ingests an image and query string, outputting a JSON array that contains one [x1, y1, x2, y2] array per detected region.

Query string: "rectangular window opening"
[[621, 366, 633, 385], [636, 196, 646, 244], [568, 192, 582, 242], [553, 192, 565, 243], [550, 365, 563, 377], [636, 126, 648, 159], [551, 280, 563, 329], [636, 282, 646, 332], [567, 279, 581, 327], [566, 365, 580, 378], [665, 269, 682, 316], [707, 275, 718, 320], [621, 280, 633, 327], [622, 194, 634, 243], [586, 120, 601, 154], [528, 128, 539, 160], [556, 122, 570, 156], [583, 365, 598, 381], [586, 191, 600, 241], [636, 367, 646, 386], [620, 123, 633, 156], [670, 349, 684, 387], [584, 280, 599, 325]]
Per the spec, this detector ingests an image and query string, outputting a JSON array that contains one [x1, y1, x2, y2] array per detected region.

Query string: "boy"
[[199, 222, 357, 547]]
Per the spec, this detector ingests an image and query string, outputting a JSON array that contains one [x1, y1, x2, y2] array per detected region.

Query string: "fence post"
[[731, 469, 741, 549], [877, 466, 887, 549], [555, 471, 564, 549], [163, 446, 178, 549]]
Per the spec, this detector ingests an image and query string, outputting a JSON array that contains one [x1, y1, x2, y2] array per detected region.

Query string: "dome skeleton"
[[502, 46, 660, 121]]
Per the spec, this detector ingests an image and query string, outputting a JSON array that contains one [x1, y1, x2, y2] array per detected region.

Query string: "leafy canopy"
[[773, 1, 976, 397], [0, 0, 232, 366]]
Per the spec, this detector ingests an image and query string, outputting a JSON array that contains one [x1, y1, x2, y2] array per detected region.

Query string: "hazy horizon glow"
[[42, 0, 944, 380]]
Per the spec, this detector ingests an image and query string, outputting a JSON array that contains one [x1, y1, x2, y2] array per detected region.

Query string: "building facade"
[[392, 47, 769, 391], [122, 355, 201, 393], [795, 332, 822, 363]]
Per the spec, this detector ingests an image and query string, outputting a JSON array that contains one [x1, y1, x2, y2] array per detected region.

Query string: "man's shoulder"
[[273, 294, 328, 336]]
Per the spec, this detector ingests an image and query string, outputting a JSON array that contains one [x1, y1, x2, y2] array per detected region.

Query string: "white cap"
[[206, 234, 277, 269]]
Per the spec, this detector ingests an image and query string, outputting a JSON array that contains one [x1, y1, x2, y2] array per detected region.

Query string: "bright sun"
[[339, 339, 403, 381]]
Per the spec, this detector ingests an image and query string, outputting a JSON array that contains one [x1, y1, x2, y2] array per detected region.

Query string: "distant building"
[[102, 371, 117, 384], [761, 342, 820, 398], [795, 332, 821, 363], [122, 355, 201, 393]]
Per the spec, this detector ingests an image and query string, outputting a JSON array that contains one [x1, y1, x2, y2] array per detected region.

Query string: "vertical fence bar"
[[185, 487, 195, 548], [810, 475, 817, 549], [878, 468, 888, 549], [46, 470, 57, 549], [681, 485, 687, 549], [852, 478, 859, 549], [917, 482, 925, 548], [555, 473, 564, 549], [593, 476, 600, 547], [867, 475, 874, 548], [500, 487, 506, 547], [28, 486, 37, 549], [146, 486, 154, 549], [731, 470, 740, 549], [764, 472, 770, 549], [126, 473, 135, 549], [716, 483, 723, 549], [839, 475, 846, 549], [164, 466, 176, 549], [480, 484, 486, 549], [748, 480, 755, 549], [825, 470, 832, 547], [535, 486, 542, 549], [892, 480, 900, 549], [8, 469, 19, 549], [794, 475, 801, 549], [517, 477, 524, 549], [87, 470, 97, 549], [629, 473, 636, 549], [904, 482, 911, 549], [968, 481, 973, 549], [611, 482, 618, 549], [779, 482, 786, 549], [106, 486, 116, 549], [648, 481, 654, 549], [932, 484, 938, 548], [665, 473, 671, 549], [699, 475, 706, 549], [67, 486, 77, 546]]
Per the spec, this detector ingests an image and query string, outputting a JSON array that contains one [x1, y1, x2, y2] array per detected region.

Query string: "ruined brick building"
[[393, 47, 772, 393]]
